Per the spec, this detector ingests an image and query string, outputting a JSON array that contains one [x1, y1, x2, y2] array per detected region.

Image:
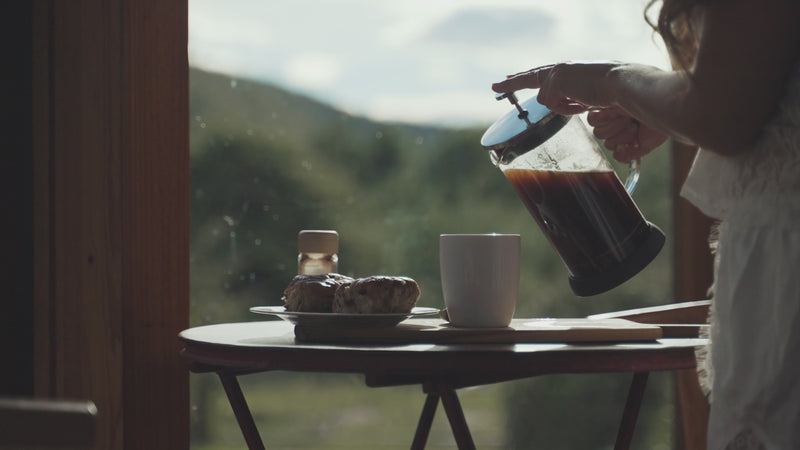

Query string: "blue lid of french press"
[[481, 91, 568, 155]]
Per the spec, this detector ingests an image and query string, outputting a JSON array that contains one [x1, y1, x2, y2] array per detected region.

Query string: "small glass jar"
[[297, 230, 339, 275]]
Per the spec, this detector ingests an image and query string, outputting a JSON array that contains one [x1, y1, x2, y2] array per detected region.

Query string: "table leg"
[[218, 372, 266, 450], [438, 385, 476, 450], [614, 371, 649, 450], [411, 393, 440, 450]]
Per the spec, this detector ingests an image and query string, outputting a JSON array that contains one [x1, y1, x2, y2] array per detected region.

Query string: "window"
[[189, 1, 676, 448]]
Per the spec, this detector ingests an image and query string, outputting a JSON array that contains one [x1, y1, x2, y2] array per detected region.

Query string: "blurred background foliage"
[[190, 68, 676, 449]]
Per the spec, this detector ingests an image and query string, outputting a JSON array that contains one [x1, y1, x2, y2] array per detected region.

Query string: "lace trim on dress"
[[695, 222, 719, 401], [725, 430, 766, 450]]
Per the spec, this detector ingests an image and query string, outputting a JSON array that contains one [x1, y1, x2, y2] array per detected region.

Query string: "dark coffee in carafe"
[[503, 168, 651, 278]]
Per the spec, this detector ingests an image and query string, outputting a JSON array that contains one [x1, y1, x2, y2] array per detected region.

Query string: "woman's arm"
[[493, 0, 800, 156]]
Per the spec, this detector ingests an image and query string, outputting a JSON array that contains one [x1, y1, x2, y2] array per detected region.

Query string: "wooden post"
[[32, 0, 189, 448], [671, 142, 713, 450]]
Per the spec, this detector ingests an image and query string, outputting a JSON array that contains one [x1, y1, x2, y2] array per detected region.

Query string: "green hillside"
[[189, 67, 677, 449]]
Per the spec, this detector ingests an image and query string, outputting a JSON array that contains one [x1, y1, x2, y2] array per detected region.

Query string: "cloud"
[[363, 90, 516, 126], [423, 8, 555, 47], [189, 0, 273, 47], [283, 54, 345, 90]]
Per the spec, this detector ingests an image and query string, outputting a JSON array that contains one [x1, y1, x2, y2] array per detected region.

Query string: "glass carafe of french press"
[[481, 92, 665, 296]]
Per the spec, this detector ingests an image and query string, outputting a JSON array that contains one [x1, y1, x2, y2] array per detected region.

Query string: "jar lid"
[[298, 230, 339, 253], [480, 92, 570, 163]]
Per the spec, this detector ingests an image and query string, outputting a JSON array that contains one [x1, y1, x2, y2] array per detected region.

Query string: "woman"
[[491, 0, 800, 448]]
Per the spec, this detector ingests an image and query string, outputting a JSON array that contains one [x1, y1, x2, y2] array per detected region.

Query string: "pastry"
[[282, 273, 354, 312], [332, 276, 420, 314]]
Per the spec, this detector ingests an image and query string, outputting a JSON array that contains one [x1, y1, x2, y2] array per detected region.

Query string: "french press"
[[481, 92, 665, 296]]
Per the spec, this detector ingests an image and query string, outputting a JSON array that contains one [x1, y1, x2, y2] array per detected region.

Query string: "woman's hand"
[[491, 62, 668, 162], [587, 108, 668, 163], [491, 62, 621, 115]]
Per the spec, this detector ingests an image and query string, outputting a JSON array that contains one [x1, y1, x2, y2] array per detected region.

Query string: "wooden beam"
[[121, 1, 190, 448], [32, 0, 189, 448], [671, 142, 713, 450], [671, 144, 715, 302], [0, 398, 97, 448]]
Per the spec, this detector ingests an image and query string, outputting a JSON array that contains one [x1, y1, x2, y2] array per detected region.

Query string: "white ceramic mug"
[[439, 234, 521, 328]]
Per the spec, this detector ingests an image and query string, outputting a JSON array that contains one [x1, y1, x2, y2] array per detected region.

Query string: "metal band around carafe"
[[491, 113, 571, 166]]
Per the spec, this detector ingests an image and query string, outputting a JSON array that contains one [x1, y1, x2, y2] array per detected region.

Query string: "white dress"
[[680, 63, 800, 449]]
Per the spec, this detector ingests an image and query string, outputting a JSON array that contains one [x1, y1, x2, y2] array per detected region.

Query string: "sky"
[[189, 0, 669, 127]]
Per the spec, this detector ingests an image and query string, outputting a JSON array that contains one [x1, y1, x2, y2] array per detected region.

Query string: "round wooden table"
[[179, 320, 704, 449]]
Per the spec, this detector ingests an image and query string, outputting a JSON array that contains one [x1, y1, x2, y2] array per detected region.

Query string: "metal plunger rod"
[[495, 92, 532, 126]]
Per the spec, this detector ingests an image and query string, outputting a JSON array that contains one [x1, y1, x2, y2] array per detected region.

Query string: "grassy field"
[[191, 371, 508, 449], [191, 370, 675, 449]]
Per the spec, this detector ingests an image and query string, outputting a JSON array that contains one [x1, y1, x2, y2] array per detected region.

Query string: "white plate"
[[249, 306, 440, 328]]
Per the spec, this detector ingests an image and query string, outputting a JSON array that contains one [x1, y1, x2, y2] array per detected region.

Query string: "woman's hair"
[[645, 0, 711, 69]]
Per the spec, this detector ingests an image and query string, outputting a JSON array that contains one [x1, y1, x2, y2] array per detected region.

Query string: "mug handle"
[[623, 159, 640, 194]]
